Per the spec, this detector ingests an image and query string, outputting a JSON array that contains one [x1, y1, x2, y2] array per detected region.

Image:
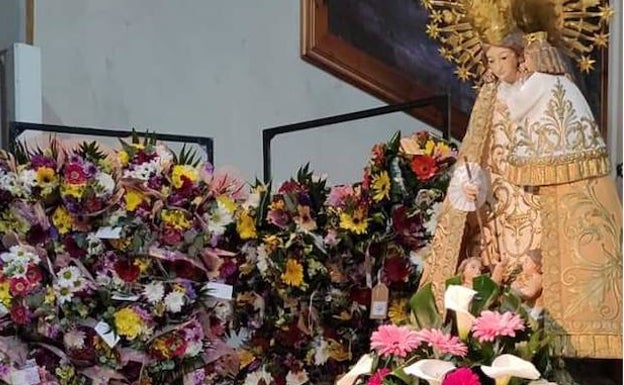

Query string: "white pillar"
[[2, 43, 42, 148]]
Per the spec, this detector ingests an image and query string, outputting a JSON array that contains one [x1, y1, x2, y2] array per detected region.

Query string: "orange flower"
[[410, 155, 438, 181]]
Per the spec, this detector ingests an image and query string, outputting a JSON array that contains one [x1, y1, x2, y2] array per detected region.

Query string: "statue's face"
[[485, 45, 519, 84]]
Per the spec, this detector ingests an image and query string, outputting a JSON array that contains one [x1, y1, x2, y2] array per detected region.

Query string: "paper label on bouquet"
[[0, 303, 8, 316], [364, 254, 373, 289], [95, 226, 122, 239], [205, 282, 233, 300], [111, 293, 140, 301], [95, 321, 120, 348], [10, 367, 40, 385], [370, 283, 389, 319]]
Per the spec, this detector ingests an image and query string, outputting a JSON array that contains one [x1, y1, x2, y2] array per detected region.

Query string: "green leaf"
[[470, 275, 500, 314], [445, 275, 462, 287], [409, 282, 442, 329], [388, 131, 402, 154], [255, 183, 272, 227], [389, 367, 415, 385]]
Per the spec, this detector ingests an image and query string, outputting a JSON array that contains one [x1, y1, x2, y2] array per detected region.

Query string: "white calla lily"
[[336, 354, 373, 385], [444, 285, 477, 339], [444, 285, 477, 313], [404, 359, 456, 385], [481, 354, 541, 385]]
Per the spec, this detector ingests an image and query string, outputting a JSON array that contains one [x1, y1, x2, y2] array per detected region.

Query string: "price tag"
[[204, 282, 233, 300], [95, 226, 122, 239], [95, 321, 120, 348], [111, 293, 140, 301], [369, 283, 389, 320]]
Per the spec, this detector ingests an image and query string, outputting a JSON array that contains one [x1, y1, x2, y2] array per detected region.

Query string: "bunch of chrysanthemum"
[[232, 169, 341, 385], [346, 280, 551, 385], [0, 244, 45, 325], [58, 142, 117, 216]]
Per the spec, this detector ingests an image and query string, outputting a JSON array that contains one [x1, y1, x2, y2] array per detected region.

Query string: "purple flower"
[[31, 155, 56, 169]]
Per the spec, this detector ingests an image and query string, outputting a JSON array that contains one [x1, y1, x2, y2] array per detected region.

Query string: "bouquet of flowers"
[[0, 136, 241, 385], [340, 277, 552, 385], [233, 131, 457, 385]]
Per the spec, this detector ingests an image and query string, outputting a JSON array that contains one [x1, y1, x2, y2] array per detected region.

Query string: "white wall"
[[0, 0, 26, 50], [34, 0, 427, 185]]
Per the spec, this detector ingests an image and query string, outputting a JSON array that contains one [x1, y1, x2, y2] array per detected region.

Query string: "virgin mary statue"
[[418, 0, 622, 359]]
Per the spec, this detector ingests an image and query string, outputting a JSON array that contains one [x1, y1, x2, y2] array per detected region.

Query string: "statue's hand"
[[461, 181, 479, 202]]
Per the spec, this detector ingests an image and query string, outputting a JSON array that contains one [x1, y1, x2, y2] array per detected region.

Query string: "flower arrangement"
[[0, 135, 241, 385], [342, 277, 552, 385], [232, 131, 457, 385], [0, 129, 457, 385]]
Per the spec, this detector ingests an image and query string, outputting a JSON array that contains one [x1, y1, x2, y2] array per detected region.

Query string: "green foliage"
[[77, 141, 107, 163], [409, 283, 442, 329], [174, 144, 201, 167]]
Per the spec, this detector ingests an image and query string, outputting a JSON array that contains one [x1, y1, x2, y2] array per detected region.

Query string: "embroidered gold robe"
[[421, 74, 622, 359]]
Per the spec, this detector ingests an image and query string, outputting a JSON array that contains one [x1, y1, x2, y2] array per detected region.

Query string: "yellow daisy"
[[339, 208, 368, 234], [237, 211, 257, 240], [371, 171, 391, 202], [124, 189, 145, 212], [281, 258, 304, 287], [388, 298, 410, 325]]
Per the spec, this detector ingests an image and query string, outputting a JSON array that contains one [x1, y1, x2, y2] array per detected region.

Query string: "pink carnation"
[[471, 310, 525, 343], [326, 185, 355, 208], [370, 325, 421, 358], [367, 368, 391, 385], [416, 328, 468, 357], [442, 367, 481, 385]]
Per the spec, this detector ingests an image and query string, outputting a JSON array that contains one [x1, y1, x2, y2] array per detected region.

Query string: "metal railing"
[[261, 95, 451, 183]]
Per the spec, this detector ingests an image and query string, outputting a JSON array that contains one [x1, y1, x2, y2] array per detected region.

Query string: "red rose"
[[85, 195, 103, 213], [383, 256, 409, 283], [9, 277, 31, 296], [64, 163, 88, 184], [278, 180, 302, 194], [113, 260, 140, 282], [26, 265, 43, 285], [161, 226, 183, 245], [10, 305, 29, 325], [64, 237, 87, 259], [410, 155, 438, 181], [350, 287, 371, 306]]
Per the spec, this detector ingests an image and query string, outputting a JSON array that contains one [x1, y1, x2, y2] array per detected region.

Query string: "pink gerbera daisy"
[[370, 325, 421, 358], [416, 328, 468, 357], [471, 310, 525, 343], [442, 367, 481, 385]]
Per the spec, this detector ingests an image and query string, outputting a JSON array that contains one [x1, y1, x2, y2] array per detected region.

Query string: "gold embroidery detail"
[[508, 78, 609, 185], [541, 177, 622, 358], [421, 82, 498, 309]]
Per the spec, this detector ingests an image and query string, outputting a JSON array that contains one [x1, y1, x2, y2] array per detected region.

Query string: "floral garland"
[[231, 132, 457, 385]]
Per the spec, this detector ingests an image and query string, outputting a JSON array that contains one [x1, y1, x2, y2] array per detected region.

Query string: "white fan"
[[447, 162, 487, 212]]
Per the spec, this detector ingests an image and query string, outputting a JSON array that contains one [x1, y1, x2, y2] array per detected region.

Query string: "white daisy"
[[164, 291, 185, 313], [244, 366, 273, 385], [143, 282, 165, 304], [57, 266, 82, 287], [0, 171, 18, 194], [286, 369, 309, 385], [86, 233, 104, 256], [63, 329, 86, 350], [55, 285, 74, 305], [17, 169, 37, 194], [95, 172, 115, 196], [313, 337, 330, 366], [207, 204, 234, 236]]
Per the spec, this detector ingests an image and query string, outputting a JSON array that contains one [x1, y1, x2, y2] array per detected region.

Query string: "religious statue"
[[419, 0, 622, 359]]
